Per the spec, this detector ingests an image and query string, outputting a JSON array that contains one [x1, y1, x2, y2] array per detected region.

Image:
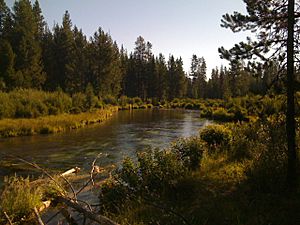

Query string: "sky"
[[6, 0, 251, 76]]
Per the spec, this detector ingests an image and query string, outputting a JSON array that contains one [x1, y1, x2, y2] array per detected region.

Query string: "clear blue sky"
[[6, 0, 250, 76]]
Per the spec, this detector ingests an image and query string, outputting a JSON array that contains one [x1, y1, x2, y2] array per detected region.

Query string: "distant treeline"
[[0, 0, 291, 100]]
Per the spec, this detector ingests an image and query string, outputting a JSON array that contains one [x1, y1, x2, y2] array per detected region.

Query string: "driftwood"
[[1, 153, 119, 225], [60, 167, 81, 177], [38, 200, 51, 212], [55, 196, 119, 225]]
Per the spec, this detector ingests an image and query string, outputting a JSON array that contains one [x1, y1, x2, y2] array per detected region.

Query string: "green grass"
[[0, 177, 43, 224], [0, 106, 118, 137]]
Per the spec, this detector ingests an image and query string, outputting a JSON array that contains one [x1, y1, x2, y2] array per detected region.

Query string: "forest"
[[0, 0, 300, 225], [0, 0, 291, 101]]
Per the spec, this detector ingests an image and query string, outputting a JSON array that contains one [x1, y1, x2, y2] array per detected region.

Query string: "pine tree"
[[11, 0, 45, 89], [0, 40, 15, 90], [32, 0, 45, 42], [89, 28, 122, 97], [155, 54, 168, 100], [52, 11, 76, 92], [219, 0, 299, 189]]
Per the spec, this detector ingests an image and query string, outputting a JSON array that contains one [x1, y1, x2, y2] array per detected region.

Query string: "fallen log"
[[55, 196, 119, 225]]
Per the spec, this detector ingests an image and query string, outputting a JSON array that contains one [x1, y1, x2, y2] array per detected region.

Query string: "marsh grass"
[[0, 106, 118, 137], [0, 177, 43, 223]]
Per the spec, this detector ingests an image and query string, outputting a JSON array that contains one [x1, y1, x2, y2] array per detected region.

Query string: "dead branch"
[[61, 167, 81, 177], [38, 200, 51, 212], [55, 196, 119, 225], [3, 211, 13, 225], [33, 207, 45, 225]]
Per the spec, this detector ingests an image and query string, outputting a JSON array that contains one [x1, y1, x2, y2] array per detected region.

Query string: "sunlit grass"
[[0, 106, 118, 137]]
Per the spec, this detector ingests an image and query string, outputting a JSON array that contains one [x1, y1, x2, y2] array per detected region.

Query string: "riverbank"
[[1, 120, 299, 225], [0, 106, 118, 138]]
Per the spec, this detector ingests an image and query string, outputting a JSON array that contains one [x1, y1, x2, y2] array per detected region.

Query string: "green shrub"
[[228, 105, 248, 121], [200, 124, 232, 147], [212, 107, 234, 121], [103, 95, 118, 105], [200, 107, 213, 118], [71, 92, 86, 113], [184, 103, 195, 110], [172, 137, 206, 170], [99, 149, 187, 212], [133, 97, 143, 106], [119, 95, 129, 107], [245, 115, 287, 192]]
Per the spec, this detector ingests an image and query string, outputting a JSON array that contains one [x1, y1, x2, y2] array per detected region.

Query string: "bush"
[[228, 105, 248, 121], [103, 95, 118, 105], [200, 124, 232, 147], [133, 97, 143, 106], [71, 92, 87, 113], [99, 149, 187, 212], [212, 107, 234, 121], [245, 115, 288, 192], [172, 137, 206, 170]]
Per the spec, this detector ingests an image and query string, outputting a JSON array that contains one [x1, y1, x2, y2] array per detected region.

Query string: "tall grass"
[[0, 177, 42, 223], [0, 106, 118, 137]]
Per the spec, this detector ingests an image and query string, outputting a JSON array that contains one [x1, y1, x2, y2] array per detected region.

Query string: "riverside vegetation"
[[1, 93, 300, 224], [0, 88, 293, 138]]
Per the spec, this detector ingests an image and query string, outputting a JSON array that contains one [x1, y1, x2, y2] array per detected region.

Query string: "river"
[[0, 109, 210, 183]]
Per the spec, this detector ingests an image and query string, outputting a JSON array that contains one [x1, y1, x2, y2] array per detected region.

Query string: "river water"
[[0, 109, 210, 182]]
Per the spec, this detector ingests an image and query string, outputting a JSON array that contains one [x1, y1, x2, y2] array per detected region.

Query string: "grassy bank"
[[0, 106, 118, 138]]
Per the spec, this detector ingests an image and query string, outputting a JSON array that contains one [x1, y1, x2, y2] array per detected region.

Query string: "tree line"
[[0, 0, 288, 100]]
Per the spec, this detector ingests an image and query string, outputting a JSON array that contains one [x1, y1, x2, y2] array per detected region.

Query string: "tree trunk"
[[286, 0, 298, 190]]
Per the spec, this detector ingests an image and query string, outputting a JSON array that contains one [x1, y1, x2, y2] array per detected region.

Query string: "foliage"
[[172, 137, 206, 170], [200, 124, 232, 147], [99, 147, 193, 213]]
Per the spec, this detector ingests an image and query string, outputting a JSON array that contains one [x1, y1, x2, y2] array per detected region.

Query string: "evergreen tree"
[[89, 28, 122, 97], [32, 0, 45, 42], [155, 54, 168, 100], [0, 40, 15, 90], [11, 0, 45, 89], [219, 0, 299, 189], [52, 11, 76, 92]]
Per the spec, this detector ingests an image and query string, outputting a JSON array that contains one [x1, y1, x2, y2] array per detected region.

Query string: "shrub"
[[184, 103, 195, 110], [172, 137, 206, 170], [71, 92, 86, 113], [103, 95, 118, 105], [133, 97, 143, 106], [99, 149, 187, 212], [228, 105, 248, 121], [200, 107, 213, 118], [200, 124, 232, 147], [212, 107, 234, 121], [119, 95, 129, 107], [245, 115, 288, 192]]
